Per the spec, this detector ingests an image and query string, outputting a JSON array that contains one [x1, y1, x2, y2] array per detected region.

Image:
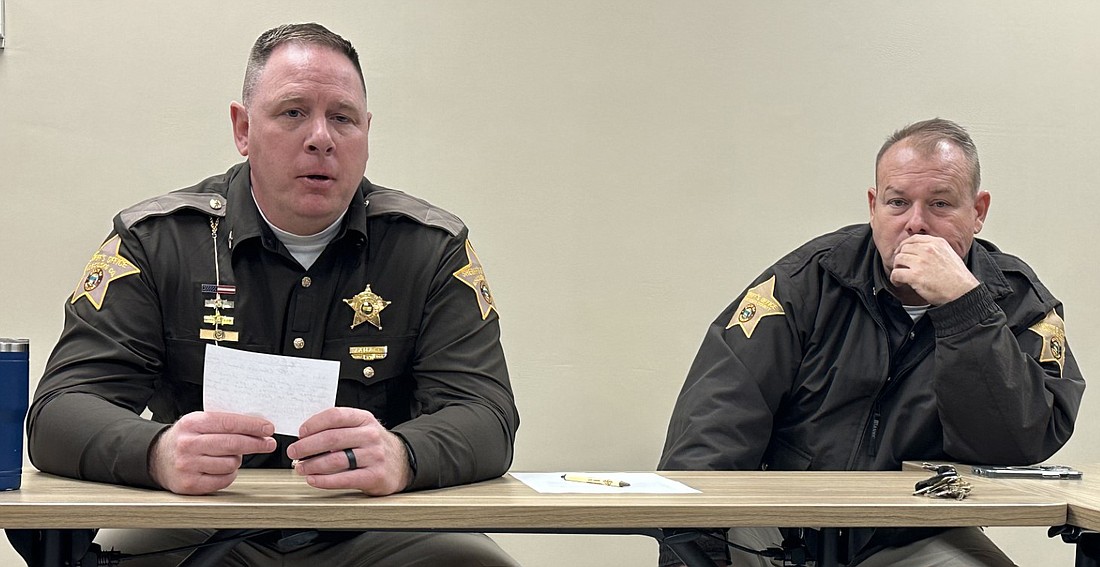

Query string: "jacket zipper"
[[864, 328, 934, 458], [850, 286, 891, 465]]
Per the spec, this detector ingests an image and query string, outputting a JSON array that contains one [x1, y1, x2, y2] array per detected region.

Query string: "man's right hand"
[[149, 411, 276, 495]]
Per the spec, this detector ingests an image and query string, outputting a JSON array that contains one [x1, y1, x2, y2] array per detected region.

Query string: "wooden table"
[[989, 463, 1100, 565], [904, 461, 1100, 565], [0, 469, 1071, 566], [997, 463, 1100, 534], [1056, 464, 1100, 565]]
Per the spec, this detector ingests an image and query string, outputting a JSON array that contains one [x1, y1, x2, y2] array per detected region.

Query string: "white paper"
[[202, 344, 339, 436], [510, 472, 700, 494]]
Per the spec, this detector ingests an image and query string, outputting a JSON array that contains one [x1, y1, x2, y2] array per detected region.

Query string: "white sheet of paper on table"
[[202, 344, 339, 436], [510, 472, 700, 494]]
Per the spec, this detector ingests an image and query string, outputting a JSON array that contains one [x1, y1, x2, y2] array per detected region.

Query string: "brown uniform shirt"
[[29, 162, 519, 491]]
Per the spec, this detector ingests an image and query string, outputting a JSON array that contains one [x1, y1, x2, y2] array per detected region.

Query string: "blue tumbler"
[[0, 338, 29, 491]]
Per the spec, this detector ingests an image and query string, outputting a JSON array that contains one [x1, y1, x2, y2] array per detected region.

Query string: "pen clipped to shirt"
[[561, 473, 631, 487]]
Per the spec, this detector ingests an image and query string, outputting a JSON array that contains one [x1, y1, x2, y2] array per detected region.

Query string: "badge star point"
[[70, 235, 141, 310], [1029, 310, 1067, 376], [452, 240, 496, 320], [726, 275, 785, 339], [344, 284, 390, 330]]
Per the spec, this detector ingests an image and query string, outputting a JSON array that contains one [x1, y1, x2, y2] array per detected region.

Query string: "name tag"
[[349, 346, 387, 361]]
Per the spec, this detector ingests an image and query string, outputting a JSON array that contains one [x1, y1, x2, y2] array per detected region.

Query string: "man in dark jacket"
[[659, 118, 1084, 566], [27, 23, 520, 566]]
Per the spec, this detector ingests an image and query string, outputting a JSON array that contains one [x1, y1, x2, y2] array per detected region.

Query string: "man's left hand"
[[287, 407, 413, 496], [889, 234, 980, 306]]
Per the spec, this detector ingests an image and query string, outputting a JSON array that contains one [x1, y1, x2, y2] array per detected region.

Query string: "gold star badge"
[[453, 239, 496, 320], [726, 275, 785, 339], [70, 235, 142, 311], [1029, 309, 1067, 376], [343, 284, 391, 330]]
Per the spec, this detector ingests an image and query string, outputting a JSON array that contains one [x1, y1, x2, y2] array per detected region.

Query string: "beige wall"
[[1, 1, 1097, 565]]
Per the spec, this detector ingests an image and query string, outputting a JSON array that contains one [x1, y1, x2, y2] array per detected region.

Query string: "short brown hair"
[[242, 23, 365, 105], [876, 118, 981, 193]]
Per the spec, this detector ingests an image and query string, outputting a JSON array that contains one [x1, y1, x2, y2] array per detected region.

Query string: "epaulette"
[[365, 186, 464, 237], [119, 192, 228, 230]]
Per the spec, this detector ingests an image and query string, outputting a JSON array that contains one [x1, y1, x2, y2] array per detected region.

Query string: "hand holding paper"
[[149, 411, 276, 495], [288, 407, 414, 496]]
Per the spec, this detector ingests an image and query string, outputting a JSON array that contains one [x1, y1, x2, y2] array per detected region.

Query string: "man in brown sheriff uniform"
[[659, 118, 1084, 566], [27, 23, 520, 566]]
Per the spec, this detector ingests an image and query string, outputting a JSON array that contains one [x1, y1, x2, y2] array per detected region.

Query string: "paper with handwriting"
[[203, 344, 339, 436]]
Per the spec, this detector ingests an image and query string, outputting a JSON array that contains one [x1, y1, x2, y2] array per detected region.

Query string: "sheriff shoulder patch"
[[1028, 309, 1067, 376], [70, 235, 141, 310], [453, 239, 497, 320], [726, 275, 785, 339]]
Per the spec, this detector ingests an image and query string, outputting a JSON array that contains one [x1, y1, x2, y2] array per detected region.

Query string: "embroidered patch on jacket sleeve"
[[726, 275, 785, 339], [452, 239, 497, 320], [1028, 309, 1067, 376], [70, 235, 142, 310]]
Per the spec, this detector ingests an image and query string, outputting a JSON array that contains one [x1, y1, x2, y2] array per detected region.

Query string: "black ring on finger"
[[344, 448, 358, 471]]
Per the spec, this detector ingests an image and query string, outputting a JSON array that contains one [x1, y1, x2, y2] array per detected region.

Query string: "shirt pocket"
[[324, 335, 416, 425], [155, 337, 208, 419]]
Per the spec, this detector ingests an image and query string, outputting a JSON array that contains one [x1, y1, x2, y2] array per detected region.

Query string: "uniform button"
[[301, 276, 312, 288], [363, 366, 375, 379], [210, 198, 224, 210], [293, 338, 305, 349]]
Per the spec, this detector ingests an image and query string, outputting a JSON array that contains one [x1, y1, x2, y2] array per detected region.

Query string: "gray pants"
[[726, 527, 1016, 567], [95, 529, 521, 567]]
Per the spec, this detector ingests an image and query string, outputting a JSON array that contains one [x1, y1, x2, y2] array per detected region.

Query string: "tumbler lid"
[[0, 338, 29, 352]]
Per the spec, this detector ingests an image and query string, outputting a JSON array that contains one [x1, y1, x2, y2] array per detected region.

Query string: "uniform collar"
[[821, 224, 1013, 301], [223, 161, 370, 254]]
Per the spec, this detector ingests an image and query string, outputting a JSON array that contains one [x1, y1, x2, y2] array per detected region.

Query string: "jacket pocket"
[[762, 435, 814, 471]]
